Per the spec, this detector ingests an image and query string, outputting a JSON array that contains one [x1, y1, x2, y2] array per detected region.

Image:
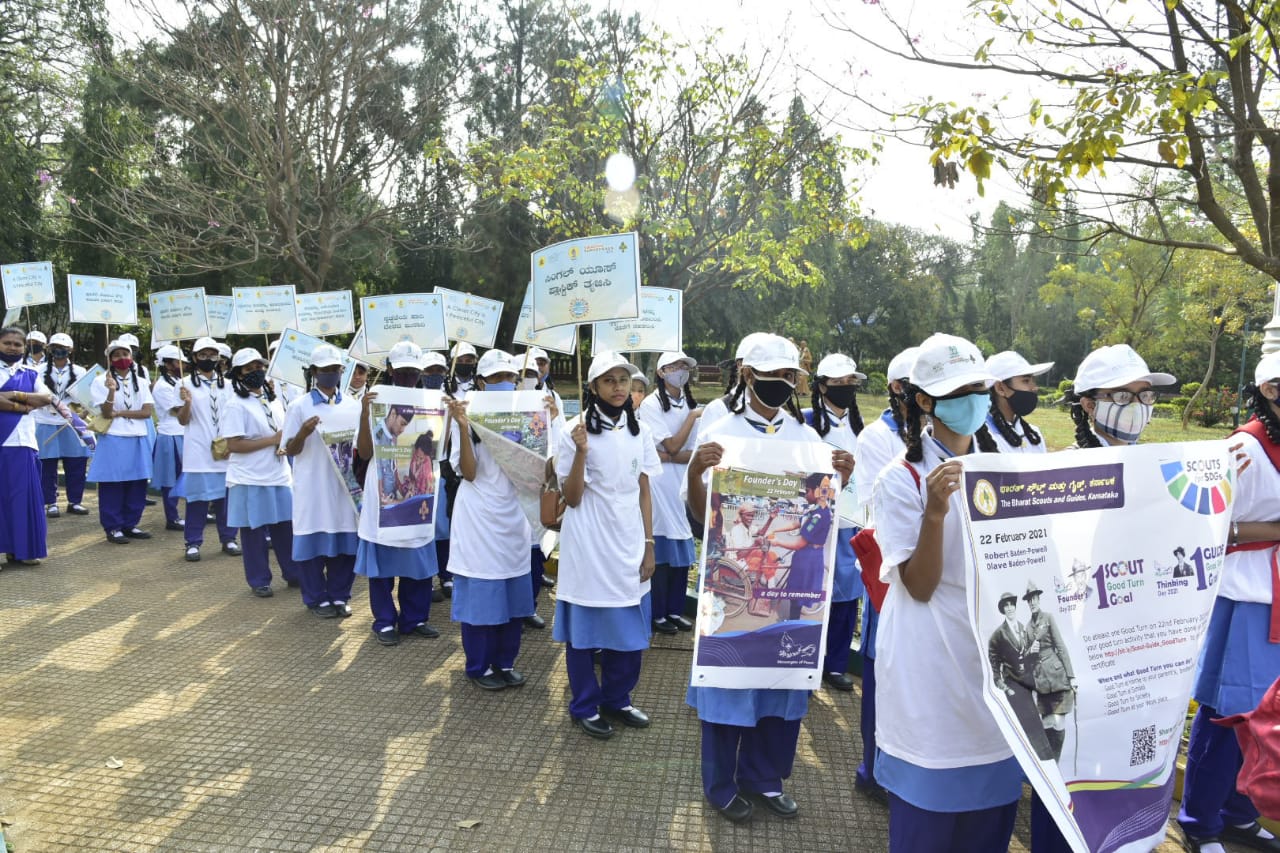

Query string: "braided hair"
[[887, 384, 910, 442], [987, 390, 1042, 448], [903, 382, 998, 462], [656, 372, 698, 413], [728, 372, 805, 424], [1245, 382, 1280, 445], [157, 358, 181, 386], [107, 346, 141, 393], [810, 380, 866, 438], [43, 352, 80, 395], [190, 356, 226, 389], [1066, 385, 1103, 449], [229, 365, 275, 401], [583, 387, 640, 435]]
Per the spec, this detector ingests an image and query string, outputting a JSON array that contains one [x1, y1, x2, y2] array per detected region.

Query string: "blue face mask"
[[422, 374, 445, 390], [486, 380, 516, 392], [932, 392, 989, 436]]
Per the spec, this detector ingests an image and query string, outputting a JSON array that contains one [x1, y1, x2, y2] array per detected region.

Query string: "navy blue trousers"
[[1178, 704, 1260, 839], [296, 553, 356, 608], [460, 619, 523, 677], [240, 521, 298, 589], [650, 563, 690, 620], [856, 652, 878, 789], [563, 643, 641, 719], [823, 598, 858, 674], [185, 498, 236, 547], [368, 576, 432, 633], [98, 479, 148, 533], [41, 456, 87, 506], [700, 717, 802, 808], [530, 546, 545, 602], [436, 538, 452, 584], [1030, 792, 1072, 853], [888, 793, 1018, 853]]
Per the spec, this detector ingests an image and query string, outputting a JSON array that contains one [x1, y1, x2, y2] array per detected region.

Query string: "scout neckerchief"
[[744, 411, 785, 434]]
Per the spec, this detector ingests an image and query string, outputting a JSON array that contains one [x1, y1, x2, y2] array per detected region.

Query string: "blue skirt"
[[653, 535, 695, 568], [355, 538, 438, 580], [686, 685, 809, 727], [1193, 597, 1280, 716], [175, 471, 226, 502], [35, 422, 92, 460], [150, 434, 183, 489], [552, 597, 652, 652], [434, 487, 451, 539], [0, 447, 47, 561], [876, 752, 1024, 812], [451, 574, 535, 625], [293, 530, 359, 562], [226, 484, 293, 529], [86, 434, 153, 483], [833, 527, 865, 603]]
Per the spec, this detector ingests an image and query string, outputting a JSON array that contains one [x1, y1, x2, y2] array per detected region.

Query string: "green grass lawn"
[[1032, 407, 1234, 451]]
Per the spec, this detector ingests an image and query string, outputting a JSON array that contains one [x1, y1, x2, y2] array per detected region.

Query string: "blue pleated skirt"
[[35, 422, 92, 460], [0, 447, 47, 561], [293, 530, 359, 562], [686, 685, 810, 727], [552, 596, 652, 652], [451, 574, 535, 625], [1193, 597, 1280, 716], [653, 535, 695, 568], [150, 434, 183, 489], [226, 484, 293, 529], [354, 538, 438, 580], [175, 471, 226, 502], [86, 434, 153, 483]]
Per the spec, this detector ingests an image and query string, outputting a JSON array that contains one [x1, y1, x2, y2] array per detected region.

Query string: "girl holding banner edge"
[[34, 333, 92, 517], [0, 326, 53, 565], [88, 340, 155, 544]]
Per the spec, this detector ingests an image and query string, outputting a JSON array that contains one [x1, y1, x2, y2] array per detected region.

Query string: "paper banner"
[[322, 428, 363, 516], [148, 288, 210, 341], [512, 283, 577, 355], [529, 232, 640, 330], [205, 296, 234, 339], [68, 275, 138, 325], [591, 286, 682, 355], [1, 261, 55, 308], [296, 290, 355, 338], [3, 307, 20, 326], [267, 327, 355, 390], [957, 442, 1232, 853], [367, 386, 446, 533], [691, 435, 838, 691], [346, 326, 378, 368], [434, 287, 503, 348], [66, 363, 106, 411], [230, 285, 299, 335], [359, 292, 447, 355]]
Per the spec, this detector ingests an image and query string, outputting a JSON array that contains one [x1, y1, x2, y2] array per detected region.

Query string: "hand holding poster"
[[205, 295, 234, 339], [359, 293, 448, 355], [230, 285, 299, 335], [465, 390, 552, 528], [148, 288, 210, 341], [512, 283, 577, 355], [529, 232, 640, 330], [435, 287, 503, 348], [2, 261, 55, 308], [591, 287, 682, 355], [958, 442, 1233, 853], [296, 291, 355, 337], [692, 435, 838, 691], [367, 386, 446, 532], [68, 275, 138, 325]]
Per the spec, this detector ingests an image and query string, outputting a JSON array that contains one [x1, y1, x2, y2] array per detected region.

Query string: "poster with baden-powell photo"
[[692, 435, 838, 691], [957, 441, 1234, 853], [367, 386, 446, 532]]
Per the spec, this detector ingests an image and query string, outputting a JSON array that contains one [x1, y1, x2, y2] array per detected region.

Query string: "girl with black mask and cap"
[[983, 351, 1053, 454]]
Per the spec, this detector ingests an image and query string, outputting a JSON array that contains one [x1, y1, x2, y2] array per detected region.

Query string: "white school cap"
[[477, 349, 516, 378], [215, 343, 232, 359], [909, 333, 994, 397], [156, 344, 183, 362], [1073, 344, 1175, 392], [742, 334, 801, 373], [450, 341, 477, 359], [387, 340, 423, 370], [421, 351, 447, 370], [815, 353, 866, 381], [310, 344, 344, 369], [986, 351, 1053, 381], [193, 337, 220, 354], [587, 350, 641, 383], [231, 347, 265, 369], [524, 346, 550, 363], [886, 347, 921, 382], [735, 332, 770, 361], [117, 332, 140, 348], [26, 330, 46, 344], [657, 351, 697, 373], [49, 333, 73, 348], [1255, 352, 1280, 386], [104, 339, 131, 358]]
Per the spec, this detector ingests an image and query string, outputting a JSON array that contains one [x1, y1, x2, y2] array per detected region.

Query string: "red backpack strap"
[[901, 458, 922, 489], [1234, 419, 1280, 474]]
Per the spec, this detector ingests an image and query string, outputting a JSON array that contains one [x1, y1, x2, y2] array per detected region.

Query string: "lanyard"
[[257, 395, 277, 432]]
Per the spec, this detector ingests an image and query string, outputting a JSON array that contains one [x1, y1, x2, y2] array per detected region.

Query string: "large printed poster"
[[321, 428, 362, 515], [959, 442, 1233, 853], [367, 386, 445, 531], [692, 436, 838, 691], [466, 390, 551, 528]]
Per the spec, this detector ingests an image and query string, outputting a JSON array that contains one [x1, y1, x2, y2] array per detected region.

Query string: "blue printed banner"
[[1, 261, 55, 308], [435, 287, 502, 348], [529, 232, 640, 330], [148, 288, 210, 341], [68, 274, 137, 325], [591, 286, 682, 355], [230, 285, 298, 335], [359, 292, 447, 355]]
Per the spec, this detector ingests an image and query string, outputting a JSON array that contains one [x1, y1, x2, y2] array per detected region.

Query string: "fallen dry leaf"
[[105, 757, 124, 769], [456, 819, 482, 829]]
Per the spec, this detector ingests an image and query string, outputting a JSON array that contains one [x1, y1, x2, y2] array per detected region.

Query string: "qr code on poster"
[[1130, 724, 1157, 766]]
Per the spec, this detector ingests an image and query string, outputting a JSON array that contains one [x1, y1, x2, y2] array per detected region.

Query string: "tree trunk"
[[1181, 324, 1222, 430]]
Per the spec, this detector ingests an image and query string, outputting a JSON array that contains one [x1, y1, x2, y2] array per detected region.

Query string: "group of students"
[[1, 320, 1276, 853]]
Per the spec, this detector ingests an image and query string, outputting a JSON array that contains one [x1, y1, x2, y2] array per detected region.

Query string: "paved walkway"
[[1, 501, 1190, 852]]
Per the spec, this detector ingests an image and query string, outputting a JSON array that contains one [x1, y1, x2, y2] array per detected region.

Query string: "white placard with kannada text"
[[267, 327, 356, 390], [230, 285, 299, 335], [530, 232, 640, 330], [148, 288, 210, 341], [591, 286, 682, 355], [296, 290, 355, 338], [359, 292, 448, 355], [1, 261, 55, 308], [512, 283, 577, 355], [434, 286, 503, 348], [205, 296, 234, 339], [68, 275, 138, 325]]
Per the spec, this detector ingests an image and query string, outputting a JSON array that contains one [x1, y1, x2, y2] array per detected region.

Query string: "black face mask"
[[29, 344, 44, 355], [195, 358, 219, 373], [453, 362, 476, 380], [751, 378, 795, 409], [824, 384, 857, 411], [240, 370, 267, 390], [595, 398, 626, 419], [392, 369, 421, 388], [1008, 388, 1039, 417], [49, 347, 70, 360]]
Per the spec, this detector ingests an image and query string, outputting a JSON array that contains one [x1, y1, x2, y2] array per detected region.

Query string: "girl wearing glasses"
[[1066, 344, 1174, 448]]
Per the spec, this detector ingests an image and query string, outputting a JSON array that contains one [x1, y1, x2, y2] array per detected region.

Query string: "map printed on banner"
[[958, 442, 1234, 853], [205, 295, 234, 339], [148, 288, 210, 341], [591, 286, 682, 355], [1, 261, 56, 308], [230, 285, 298, 335], [466, 390, 552, 528], [267, 327, 356, 391], [512, 283, 577, 355], [295, 291, 355, 337], [359, 293, 448, 355], [366, 386, 446, 533], [68, 275, 138, 325], [529, 232, 641, 331], [692, 435, 838, 691], [434, 287, 503, 348]]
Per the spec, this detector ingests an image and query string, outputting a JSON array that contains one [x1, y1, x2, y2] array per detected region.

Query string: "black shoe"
[[576, 715, 614, 739], [123, 527, 151, 540], [222, 541, 242, 556], [408, 623, 439, 638], [752, 792, 799, 818], [524, 613, 546, 629], [498, 668, 526, 687], [854, 780, 889, 806], [185, 546, 201, 562], [471, 672, 507, 691], [442, 581, 453, 598], [652, 618, 678, 635], [310, 604, 338, 618], [251, 585, 273, 598], [670, 615, 694, 632], [333, 602, 352, 618], [68, 504, 89, 516], [373, 628, 400, 646], [715, 794, 754, 823], [144, 497, 157, 506], [432, 587, 444, 602], [1221, 823, 1280, 852], [601, 705, 650, 728], [823, 672, 856, 691], [106, 530, 130, 544], [165, 520, 185, 531], [540, 574, 555, 588]]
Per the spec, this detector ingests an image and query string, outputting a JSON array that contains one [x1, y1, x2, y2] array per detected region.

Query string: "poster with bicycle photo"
[[366, 386, 445, 531], [692, 437, 838, 691]]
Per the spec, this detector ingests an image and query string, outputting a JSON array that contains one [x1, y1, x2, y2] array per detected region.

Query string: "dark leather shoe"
[[715, 794, 754, 823], [498, 669, 526, 687], [68, 504, 89, 515], [576, 715, 615, 739], [442, 581, 453, 598], [753, 792, 798, 818], [670, 615, 694, 631], [540, 574, 555, 588], [123, 527, 151, 539], [106, 531, 130, 544], [165, 520, 184, 531], [251, 585, 273, 598], [408, 623, 439, 638], [222, 541, 242, 556], [652, 619, 678, 635], [471, 672, 507, 691], [854, 780, 889, 806], [333, 602, 352, 618], [602, 706, 650, 728], [524, 613, 546, 629], [1221, 823, 1280, 852], [373, 628, 399, 646], [144, 497, 157, 506], [310, 604, 337, 618], [432, 587, 444, 602], [823, 672, 856, 691]]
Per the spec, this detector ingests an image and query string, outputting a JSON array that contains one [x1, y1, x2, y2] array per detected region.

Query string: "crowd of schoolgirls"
[[2, 320, 1276, 853]]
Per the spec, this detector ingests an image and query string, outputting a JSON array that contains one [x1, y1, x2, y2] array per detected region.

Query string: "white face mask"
[[1094, 400, 1152, 444], [663, 368, 689, 388]]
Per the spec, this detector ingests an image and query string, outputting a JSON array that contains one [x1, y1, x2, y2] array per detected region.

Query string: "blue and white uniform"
[[637, 389, 698, 625], [34, 360, 92, 512], [87, 369, 154, 537], [0, 359, 46, 561], [150, 374, 186, 526], [221, 390, 296, 590], [179, 371, 237, 550]]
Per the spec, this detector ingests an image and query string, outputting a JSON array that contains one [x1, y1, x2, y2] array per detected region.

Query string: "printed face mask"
[[663, 368, 690, 388], [49, 347, 70, 360], [1008, 388, 1039, 417], [750, 377, 795, 409], [1093, 400, 1152, 444], [932, 392, 989, 436], [240, 369, 267, 390]]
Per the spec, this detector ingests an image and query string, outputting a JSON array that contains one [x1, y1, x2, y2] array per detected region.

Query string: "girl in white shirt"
[[983, 351, 1053, 454], [0, 326, 54, 564], [150, 345, 189, 531], [35, 333, 93, 516], [282, 344, 361, 618], [178, 338, 241, 562], [220, 348, 298, 597], [88, 340, 156, 544], [553, 351, 661, 740]]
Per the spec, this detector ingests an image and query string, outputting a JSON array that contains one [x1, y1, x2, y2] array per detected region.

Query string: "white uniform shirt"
[[637, 390, 696, 541], [1222, 430, 1280, 604], [282, 390, 360, 535], [554, 413, 662, 607], [447, 423, 533, 579], [90, 372, 154, 438], [0, 362, 37, 449], [984, 412, 1047, 454], [181, 374, 232, 474], [220, 392, 291, 488], [872, 433, 1013, 769], [33, 363, 84, 426], [854, 413, 904, 520], [152, 378, 186, 436], [699, 395, 730, 430]]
